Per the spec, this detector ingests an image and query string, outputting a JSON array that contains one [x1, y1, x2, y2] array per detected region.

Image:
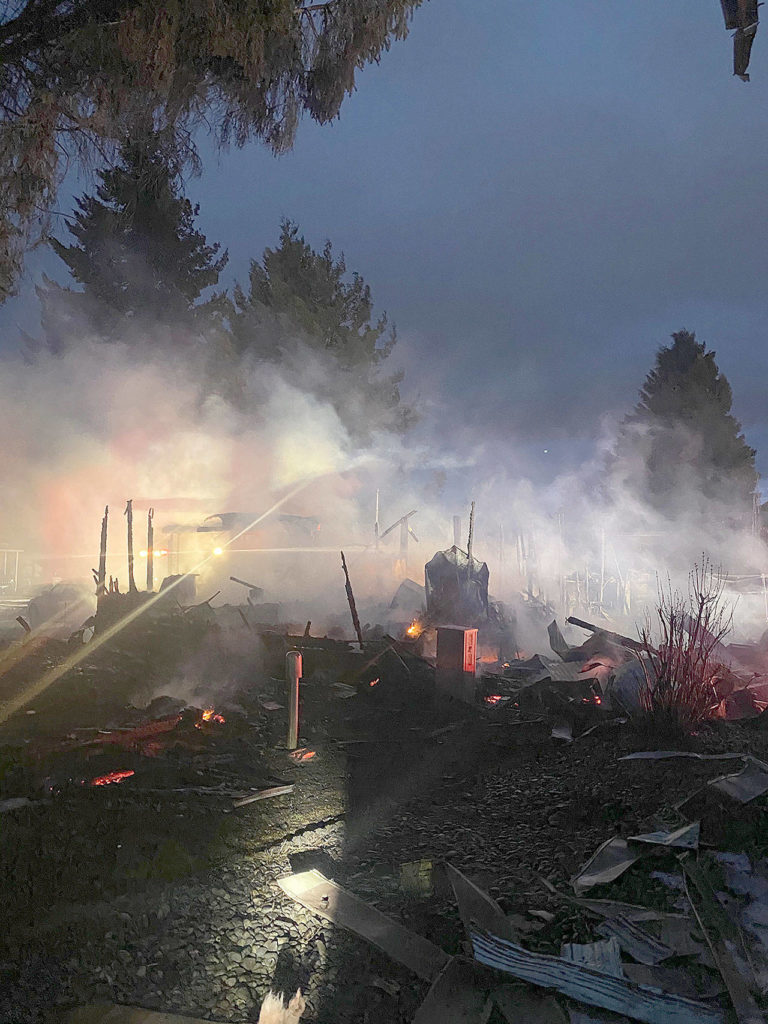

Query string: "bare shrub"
[[638, 560, 733, 732]]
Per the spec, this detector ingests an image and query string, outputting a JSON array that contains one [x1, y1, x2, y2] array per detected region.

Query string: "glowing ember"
[[288, 748, 316, 762], [369, 678, 379, 687], [484, 695, 503, 705], [90, 769, 135, 786], [196, 708, 226, 728]]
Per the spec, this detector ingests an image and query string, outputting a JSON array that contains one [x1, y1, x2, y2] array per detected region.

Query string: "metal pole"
[[286, 650, 302, 750]]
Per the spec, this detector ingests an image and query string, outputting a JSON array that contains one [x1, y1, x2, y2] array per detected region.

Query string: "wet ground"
[[2, 612, 768, 1023]]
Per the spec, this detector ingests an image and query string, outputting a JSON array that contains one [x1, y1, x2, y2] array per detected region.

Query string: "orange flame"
[[406, 621, 421, 637], [196, 708, 226, 728]]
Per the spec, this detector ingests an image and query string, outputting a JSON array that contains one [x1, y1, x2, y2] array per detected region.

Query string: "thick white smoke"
[[2, 316, 766, 643]]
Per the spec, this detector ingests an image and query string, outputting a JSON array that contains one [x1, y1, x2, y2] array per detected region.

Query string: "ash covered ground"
[[3, 592, 768, 1024]]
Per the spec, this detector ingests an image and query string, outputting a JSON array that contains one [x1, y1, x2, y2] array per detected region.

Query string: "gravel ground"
[[3, 620, 768, 1024]]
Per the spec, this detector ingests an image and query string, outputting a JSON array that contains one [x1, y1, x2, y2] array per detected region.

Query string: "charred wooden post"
[[399, 518, 409, 570], [379, 509, 418, 578], [124, 499, 137, 593], [497, 522, 505, 593], [466, 500, 476, 577], [566, 615, 648, 655], [286, 650, 302, 750], [146, 507, 154, 592], [340, 550, 364, 647], [230, 576, 264, 603], [96, 506, 108, 601]]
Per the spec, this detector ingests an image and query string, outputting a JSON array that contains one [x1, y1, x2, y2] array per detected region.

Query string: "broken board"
[[278, 869, 449, 981]]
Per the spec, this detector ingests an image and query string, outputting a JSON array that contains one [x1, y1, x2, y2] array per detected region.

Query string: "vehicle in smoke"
[[196, 512, 320, 547]]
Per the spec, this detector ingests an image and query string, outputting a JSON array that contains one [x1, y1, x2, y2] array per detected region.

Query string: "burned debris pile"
[[4, 512, 768, 1024], [476, 613, 768, 733]]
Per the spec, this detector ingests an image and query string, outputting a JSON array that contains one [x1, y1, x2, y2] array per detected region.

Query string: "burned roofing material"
[[720, 0, 761, 80], [425, 545, 490, 626]]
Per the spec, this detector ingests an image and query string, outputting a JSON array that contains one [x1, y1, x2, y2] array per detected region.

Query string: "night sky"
[[4, 0, 768, 487]]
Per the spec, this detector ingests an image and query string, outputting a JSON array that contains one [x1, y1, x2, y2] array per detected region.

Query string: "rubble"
[[6, 537, 768, 1024]]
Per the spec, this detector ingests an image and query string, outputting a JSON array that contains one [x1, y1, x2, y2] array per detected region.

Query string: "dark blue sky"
[[5, 0, 768, 484]]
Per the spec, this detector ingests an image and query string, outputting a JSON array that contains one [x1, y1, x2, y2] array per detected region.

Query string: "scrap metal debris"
[[470, 929, 725, 1024], [708, 756, 768, 803], [411, 957, 492, 1024], [627, 822, 700, 850], [560, 937, 625, 978], [595, 917, 674, 966], [572, 837, 651, 893]]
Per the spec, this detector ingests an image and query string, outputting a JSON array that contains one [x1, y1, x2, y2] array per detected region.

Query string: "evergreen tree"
[[0, 0, 424, 299], [612, 330, 757, 522], [231, 220, 415, 441], [36, 141, 228, 351]]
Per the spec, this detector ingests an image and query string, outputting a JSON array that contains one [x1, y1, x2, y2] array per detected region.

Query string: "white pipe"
[[286, 650, 302, 750]]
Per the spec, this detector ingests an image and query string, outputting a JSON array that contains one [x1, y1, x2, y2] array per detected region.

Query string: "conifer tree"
[[0, 0, 425, 300], [36, 141, 228, 351], [612, 330, 757, 522], [231, 220, 414, 442]]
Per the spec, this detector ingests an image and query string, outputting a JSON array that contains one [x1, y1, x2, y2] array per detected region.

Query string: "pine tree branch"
[[0, 0, 130, 61]]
